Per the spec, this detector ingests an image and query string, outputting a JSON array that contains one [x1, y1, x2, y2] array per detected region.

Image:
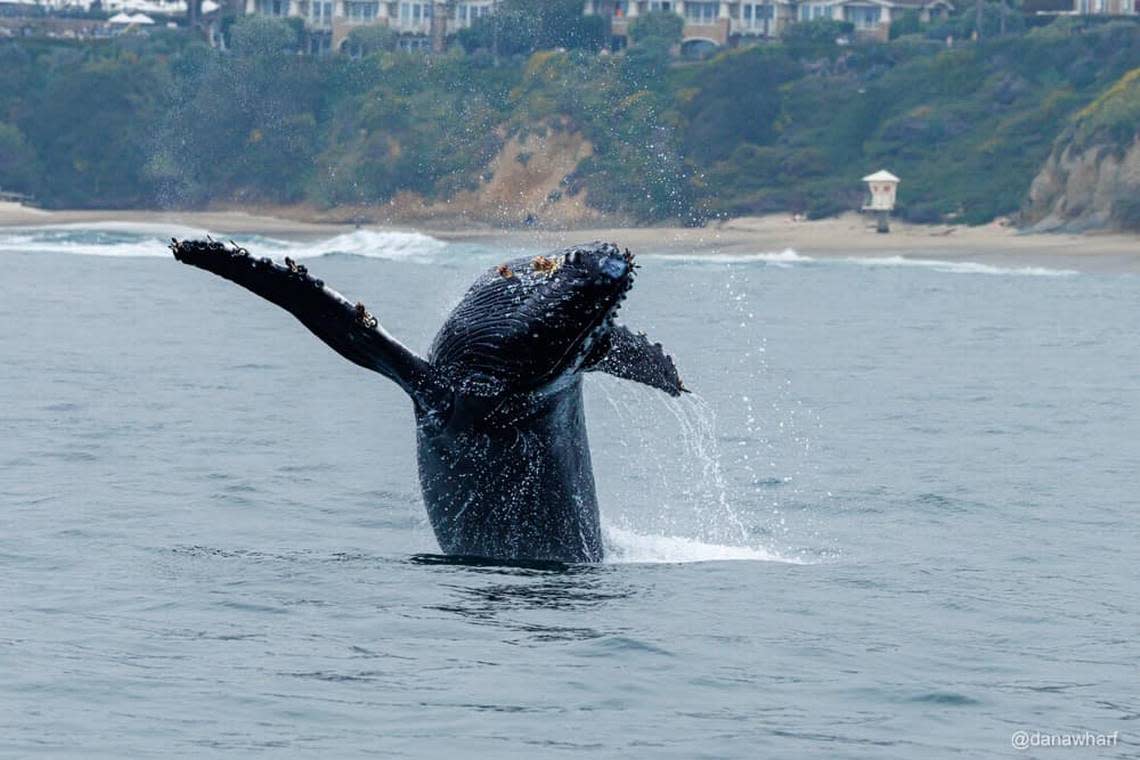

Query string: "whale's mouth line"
[[553, 251, 636, 380]]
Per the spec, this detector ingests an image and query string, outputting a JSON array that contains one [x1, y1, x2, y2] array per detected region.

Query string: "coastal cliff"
[[1024, 68, 1140, 233]]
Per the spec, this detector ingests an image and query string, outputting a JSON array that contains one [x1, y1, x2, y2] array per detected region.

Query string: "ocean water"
[[1, 225, 1137, 758]]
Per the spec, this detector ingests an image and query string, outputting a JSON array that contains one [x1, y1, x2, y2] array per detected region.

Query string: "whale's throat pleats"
[[429, 255, 621, 396], [430, 247, 689, 400]]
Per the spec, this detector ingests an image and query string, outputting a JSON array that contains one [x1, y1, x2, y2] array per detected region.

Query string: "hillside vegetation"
[[0, 16, 1137, 226]]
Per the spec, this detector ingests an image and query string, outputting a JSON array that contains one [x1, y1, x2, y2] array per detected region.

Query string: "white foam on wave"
[[603, 525, 807, 565], [0, 224, 449, 261], [270, 229, 448, 260], [840, 255, 1078, 277], [643, 248, 811, 266], [0, 223, 209, 258], [643, 248, 1077, 276]]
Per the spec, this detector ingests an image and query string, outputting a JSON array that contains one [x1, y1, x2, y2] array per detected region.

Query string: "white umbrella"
[[128, 12, 155, 23], [107, 11, 134, 22]]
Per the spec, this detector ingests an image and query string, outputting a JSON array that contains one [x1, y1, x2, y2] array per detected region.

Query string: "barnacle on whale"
[[531, 255, 560, 275], [354, 302, 378, 329]]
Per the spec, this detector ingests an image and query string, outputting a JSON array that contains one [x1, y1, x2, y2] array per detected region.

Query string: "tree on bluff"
[[228, 15, 301, 56], [628, 10, 683, 47], [0, 123, 40, 196]]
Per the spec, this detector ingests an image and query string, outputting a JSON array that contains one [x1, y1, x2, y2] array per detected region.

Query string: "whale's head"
[[429, 242, 634, 397]]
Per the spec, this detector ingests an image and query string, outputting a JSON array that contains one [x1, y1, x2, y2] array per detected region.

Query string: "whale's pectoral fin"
[[586, 324, 689, 397], [171, 239, 451, 416]]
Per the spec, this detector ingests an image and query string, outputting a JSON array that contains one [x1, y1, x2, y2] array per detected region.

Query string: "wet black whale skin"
[[171, 240, 685, 563]]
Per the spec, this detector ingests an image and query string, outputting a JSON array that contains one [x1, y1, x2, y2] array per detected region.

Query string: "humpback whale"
[[171, 240, 686, 563]]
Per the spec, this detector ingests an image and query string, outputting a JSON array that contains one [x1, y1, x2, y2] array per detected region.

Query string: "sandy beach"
[[1, 202, 1136, 273]]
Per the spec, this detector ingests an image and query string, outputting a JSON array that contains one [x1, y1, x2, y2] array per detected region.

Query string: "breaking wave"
[[0, 224, 449, 261]]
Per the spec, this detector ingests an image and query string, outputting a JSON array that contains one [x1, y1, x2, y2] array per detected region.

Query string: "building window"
[[799, 3, 833, 19], [684, 1, 718, 23], [398, 1, 432, 24], [845, 5, 880, 27], [255, 0, 287, 17], [309, 0, 332, 25], [741, 2, 772, 26], [307, 31, 330, 53], [457, 3, 492, 24], [346, 1, 378, 20], [648, 0, 673, 11]]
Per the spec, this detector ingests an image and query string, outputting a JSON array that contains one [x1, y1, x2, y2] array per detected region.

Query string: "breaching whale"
[[171, 239, 686, 563]]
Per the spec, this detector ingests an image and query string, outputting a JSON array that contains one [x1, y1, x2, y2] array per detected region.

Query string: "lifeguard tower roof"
[[862, 170, 900, 183]]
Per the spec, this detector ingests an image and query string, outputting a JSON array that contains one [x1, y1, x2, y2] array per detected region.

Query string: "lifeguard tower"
[[862, 169, 899, 233]]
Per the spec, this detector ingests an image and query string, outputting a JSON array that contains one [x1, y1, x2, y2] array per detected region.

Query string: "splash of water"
[[591, 377, 808, 562], [587, 262, 837, 565], [603, 525, 806, 564]]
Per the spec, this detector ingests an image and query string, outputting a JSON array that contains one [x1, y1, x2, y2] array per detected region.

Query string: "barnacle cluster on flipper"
[[354, 302, 378, 329], [169, 237, 327, 289]]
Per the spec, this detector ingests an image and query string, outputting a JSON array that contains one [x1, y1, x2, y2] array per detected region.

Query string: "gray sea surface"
[[1, 225, 1137, 758]]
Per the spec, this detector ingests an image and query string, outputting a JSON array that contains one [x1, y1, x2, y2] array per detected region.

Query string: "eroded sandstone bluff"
[[1024, 69, 1140, 233]]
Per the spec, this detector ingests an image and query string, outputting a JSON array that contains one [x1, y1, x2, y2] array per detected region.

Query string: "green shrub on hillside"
[[1070, 67, 1140, 151], [0, 122, 40, 195], [229, 15, 300, 56], [629, 10, 684, 46], [23, 56, 170, 208]]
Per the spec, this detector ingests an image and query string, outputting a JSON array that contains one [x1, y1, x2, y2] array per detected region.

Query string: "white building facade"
[[243, 0, 966, 55], [243, 0, 496, 53], [584, 0, 954, 47]]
